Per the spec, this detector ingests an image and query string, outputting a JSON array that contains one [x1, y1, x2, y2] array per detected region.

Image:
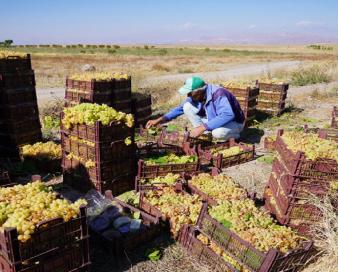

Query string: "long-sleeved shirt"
[[163, 84, 242, 130]]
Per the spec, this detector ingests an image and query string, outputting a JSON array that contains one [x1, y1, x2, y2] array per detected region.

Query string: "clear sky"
[[1, 0, 338, 44]]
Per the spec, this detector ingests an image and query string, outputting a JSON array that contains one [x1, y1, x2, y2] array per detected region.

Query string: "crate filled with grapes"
[[135, 173, 184, 192], [61, 103, 135, 194], [20, 141, 62, 173], [274, 129, 338, 179], [139, 184, 203, 238], [137, 144, 200, 179], [65, 72, 131, 110], [0, 51, 32, 73], [197, 138, 255, 170], [263, 135, 276, 152], [0, 180, 90, 271], [194, 201, 314, 272], [318, 127, 338, 142], [88, 190, 161, 255]]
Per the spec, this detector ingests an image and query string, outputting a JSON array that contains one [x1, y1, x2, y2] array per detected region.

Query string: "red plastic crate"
[[61, 116, 134, 143], [222, 86, 259, 99], [0, 102, 40, 122], [0, 87, 37, 105], [258, 90, 287, 103], [179, 225, 237, 272], [332, 106, 337, 128], [65, 88, 112, 106], [275, 129, 338, 179], [0, 118, 42, 136], [0, 71, 36, 89], [0, 54, 32, 73], [0, 129, 42, 146], [0, 201, 88, 270], [318, 128, 338, 142], [263, 137, 276, 152], [61, 133, 135, 163], [65, 77, 114, 92], [257, 100, 286, 111], [111, 99, 132, 113], [257, 82, 289, 93], [196, 202, 315, 272], [197, 138, 255, 169]]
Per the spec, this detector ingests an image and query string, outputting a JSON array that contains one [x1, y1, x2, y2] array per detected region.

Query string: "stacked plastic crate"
[[257, 81, 289, 116], [65, 73, 132, 113], [61, 112, 135, 196], [0, 52, 42, 159], [264, 129, 338, 236], [221, 82, 259, 125], [332, 106, 337, 128], [131, 92, 152, 127]]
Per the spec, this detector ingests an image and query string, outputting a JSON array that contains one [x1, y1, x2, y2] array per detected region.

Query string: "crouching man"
[[146, 76, 245, 141]]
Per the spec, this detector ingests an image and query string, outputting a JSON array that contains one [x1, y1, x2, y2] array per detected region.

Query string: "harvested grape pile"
[[0, 50, 27, 58], [145, 187, 202, 236], [210, 145, 245, 157], [209, 199, 305, 253], [144, 153, 197, 165], [140, 173, 181, 185], [0, 181, 86, 242], [22, 141, 61, 160], [189, 173, 247, 202], [281, 131, 338, 161], [221, 80, 256, 89], [69, 72, 129, 81], [62, 103, 134, 129]]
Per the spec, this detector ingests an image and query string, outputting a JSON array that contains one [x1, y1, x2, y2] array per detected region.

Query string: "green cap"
[[178, 76, 206, 95]]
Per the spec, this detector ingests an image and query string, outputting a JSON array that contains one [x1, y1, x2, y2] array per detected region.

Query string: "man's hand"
[[146, 117, 163, 129], [190, 125, 206, 138]]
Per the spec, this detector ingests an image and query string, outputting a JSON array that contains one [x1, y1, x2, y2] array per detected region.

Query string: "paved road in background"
[[36, 60, 302, 105]]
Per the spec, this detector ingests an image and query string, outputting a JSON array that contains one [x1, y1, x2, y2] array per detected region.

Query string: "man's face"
[[189, 88, 206, 102]]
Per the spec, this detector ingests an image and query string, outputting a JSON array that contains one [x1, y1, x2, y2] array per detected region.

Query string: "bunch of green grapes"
[[62, 103, 134, 129], [209, 199, 305, 253], [116, 190, 140, 207], [282, 131, 338, 162], [190, 173, 247, 202], [66, 153, 95, 169], [145, 187, 202, 236], [210, 146, 244, 158], [197, 233, 249, 272], [140, 173, 180, 185], [220, 80, 256, 89], [69, 136, 95, 147], [22, 141, 62, 160], [0, 181, 86, 242], [0, 50, 27, 59], [69, 72, 129, 81], [144, 153, 197, 165]]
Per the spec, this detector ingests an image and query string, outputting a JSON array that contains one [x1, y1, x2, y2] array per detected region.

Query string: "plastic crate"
[[196, 202, 315, 272], [61, 133, 135, 163], [179, 225, 236, 272], [94, 191, 162, 253], [65, 88, 112, 106], [0, 87, 37, 105], [62, 153, 134, 182], [61, 116, 133, 143], [197, 139, 255, 169], [258, 90, 287, 102], [222, 86, 259, 99], [21, 157, 61, 174], [111, 99, 132, 113], [257, 100, 286, 111], [0, 202, 88, 269], [65, 77, 114, 92], [318, 128, 338, 142], [332, 106, 337, 128], [275, 129, 338, 179], [0, 129, 42, 146], [0, 71, 36, 89], [238, 98, 257, 110], [0, 54, 32, 73], [0, 239, 90, 272], [0, 118, 41, 136], [257, 82, 289, 93], [0, 102, 39, 122]]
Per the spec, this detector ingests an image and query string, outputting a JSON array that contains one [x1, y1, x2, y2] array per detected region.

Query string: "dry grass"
[[303, 194, 338, 272]]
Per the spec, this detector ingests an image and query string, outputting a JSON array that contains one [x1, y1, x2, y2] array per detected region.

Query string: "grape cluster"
[[22, 141, 61, 160], [189, 173, 247, 202], [116, 191, 140, 207], [66, 153, 95, 169], [144, 153, 197, 165], [145, 187, 202, 236], [0, 181, 86, 242], [62, 103, 134, 129], [282, 131, 338, 162], [209, 199, 305, 253], [140, 173, 180, 186], [210, 145, 245, 158], [69, 72, 129, 81], [69, 136, 95, 147]]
